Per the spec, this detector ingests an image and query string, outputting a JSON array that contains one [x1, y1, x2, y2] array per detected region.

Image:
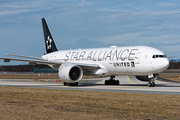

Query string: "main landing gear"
[[105, 76, 119, 85], [64, 82, 78, 86]]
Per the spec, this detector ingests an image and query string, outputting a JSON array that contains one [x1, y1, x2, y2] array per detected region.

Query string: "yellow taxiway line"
[[127, 76, 133, 84]]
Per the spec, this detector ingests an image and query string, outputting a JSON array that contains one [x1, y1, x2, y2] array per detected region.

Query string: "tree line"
[[0, 59, 179, 72], [168, 59, 180, 69]]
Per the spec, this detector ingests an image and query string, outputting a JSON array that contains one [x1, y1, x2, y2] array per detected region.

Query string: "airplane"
[[0, 18, 169, 87]]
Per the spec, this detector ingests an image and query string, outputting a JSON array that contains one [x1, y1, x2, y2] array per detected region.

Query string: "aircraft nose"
[[161, 58, 169, 69]]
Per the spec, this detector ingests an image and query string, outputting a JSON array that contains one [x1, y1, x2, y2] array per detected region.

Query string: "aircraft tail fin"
[[42, 18, 58, 54]]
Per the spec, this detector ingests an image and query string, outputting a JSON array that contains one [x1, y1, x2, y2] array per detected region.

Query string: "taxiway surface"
[[0, 75, 179, 95]]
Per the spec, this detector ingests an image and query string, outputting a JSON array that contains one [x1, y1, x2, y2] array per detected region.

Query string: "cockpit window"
[[152, 55, 167, 58]]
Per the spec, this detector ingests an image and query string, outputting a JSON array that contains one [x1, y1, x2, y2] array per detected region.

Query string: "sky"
[[0, 0, 180, 65]]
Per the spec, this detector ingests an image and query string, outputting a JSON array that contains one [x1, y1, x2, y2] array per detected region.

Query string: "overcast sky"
[[0, 0, 180, 65]]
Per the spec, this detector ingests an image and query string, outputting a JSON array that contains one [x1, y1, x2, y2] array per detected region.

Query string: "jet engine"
[[58, 64, 83, 83]]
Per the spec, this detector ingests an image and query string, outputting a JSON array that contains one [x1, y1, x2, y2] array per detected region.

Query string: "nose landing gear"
[[147, 74, 158, 87], [148, 81, 155, 87]]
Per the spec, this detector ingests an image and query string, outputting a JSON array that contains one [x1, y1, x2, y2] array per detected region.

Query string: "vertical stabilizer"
[[42, 18, 58, 54]]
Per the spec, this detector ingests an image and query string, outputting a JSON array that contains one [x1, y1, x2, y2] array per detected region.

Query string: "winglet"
[[42, 18, 58, 54]]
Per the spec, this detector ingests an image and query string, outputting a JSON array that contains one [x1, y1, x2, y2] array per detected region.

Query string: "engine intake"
[[58, 64, 83, 83], [69, 67, 81, 80]]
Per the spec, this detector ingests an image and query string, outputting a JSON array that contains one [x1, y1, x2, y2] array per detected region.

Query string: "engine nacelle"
[[58, 64, 83, 83], [135, 76, 150, 81]]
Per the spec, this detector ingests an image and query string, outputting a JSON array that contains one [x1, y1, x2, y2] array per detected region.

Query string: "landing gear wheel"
[[105, 80, 108, 85], [64, 82, 67, 86], [148, 81, 155, 87], [148, 82, 151, 87], [64, 82, 78, 86], [105, 76, 119, 85], [74, 82, 78, 86], [116, 80, 119, 85], [152, 82, 155, 87]]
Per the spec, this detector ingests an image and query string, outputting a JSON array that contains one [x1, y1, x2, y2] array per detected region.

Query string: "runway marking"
[[127, 76, 133, 84]]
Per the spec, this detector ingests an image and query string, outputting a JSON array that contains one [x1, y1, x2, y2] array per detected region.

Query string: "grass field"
[[159, 74, 180, 82], [0, 87, 180, 120], [0, 73, 180, 119]]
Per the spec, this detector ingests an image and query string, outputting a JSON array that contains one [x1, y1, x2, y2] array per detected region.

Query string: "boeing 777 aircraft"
[[0, 18, 169, 87]]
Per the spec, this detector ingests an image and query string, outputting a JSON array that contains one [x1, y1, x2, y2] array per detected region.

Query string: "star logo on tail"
[[46, 36, 52, 50]]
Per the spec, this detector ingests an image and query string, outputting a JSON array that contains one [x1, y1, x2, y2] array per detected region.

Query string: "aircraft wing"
[[6, 53, 44, 60], [0, 57, 100, 72], [0, 57, 62, 65]]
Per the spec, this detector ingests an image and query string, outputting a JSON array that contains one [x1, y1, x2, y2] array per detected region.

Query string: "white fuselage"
[[42, 46, 169, 76]]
